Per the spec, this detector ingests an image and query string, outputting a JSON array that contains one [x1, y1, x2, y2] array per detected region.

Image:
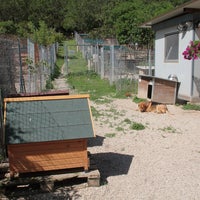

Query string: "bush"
[[131, 122, 145, 130]]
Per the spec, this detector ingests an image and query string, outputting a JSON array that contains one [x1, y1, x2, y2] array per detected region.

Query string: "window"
[[165, 32, 179, 62]]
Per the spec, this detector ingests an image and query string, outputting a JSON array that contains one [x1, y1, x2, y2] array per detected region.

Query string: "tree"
[[0, 0, 191, 45]]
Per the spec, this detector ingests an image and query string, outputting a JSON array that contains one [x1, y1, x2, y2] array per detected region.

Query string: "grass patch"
[[130, 122, 145, 130], [65, 40, 88, 73], [115, 127, 124, 132], [133, 96, 147, 103], [94, 97, 113, 104], [91, 106, 102, 119], [160, 126, 177, 133], [115, 78, 138, 97], [124, 118, 132, 124], [182, 103, 200, 111], [105, 133, 116, 138], [67, 70, 117, 100]]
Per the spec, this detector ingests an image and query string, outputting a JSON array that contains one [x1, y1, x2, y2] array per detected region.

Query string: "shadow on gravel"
[[92, 152, 134, 185], [87, 135, 105, 147]]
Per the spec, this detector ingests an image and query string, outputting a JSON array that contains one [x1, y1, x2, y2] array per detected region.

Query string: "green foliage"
[[0, 0, 189, 46], [45, 78, 54, 89], [131, 122, 145, 130], [0, 20, 16, 34], [27, 21, 64, 46], [133, 96, 147, 103], [182, 103, 200, 111]]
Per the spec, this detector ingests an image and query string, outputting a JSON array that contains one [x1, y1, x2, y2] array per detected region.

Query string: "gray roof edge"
[[140, 0, 200, 28]]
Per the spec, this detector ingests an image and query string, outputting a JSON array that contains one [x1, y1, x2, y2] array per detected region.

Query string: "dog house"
[[138, 75, 179, 104], [4, 94, 95, 177]]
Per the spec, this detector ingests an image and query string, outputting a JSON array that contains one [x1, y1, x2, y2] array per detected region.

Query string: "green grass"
[[182, 103, 200, 111], [130, 122, 145, 130], [93, 97, 113, 104], [160, 126, 177, 133], [105, 133, 116, 138], [67, 70, 117, 100], [65, 40, 88, 73], [91, 106, 102, 119], [124, 118, 132, 124], [115, 127, 124, 132], [133, 96, 147, 103]]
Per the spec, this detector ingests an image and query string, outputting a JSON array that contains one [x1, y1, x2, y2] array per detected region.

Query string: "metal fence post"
[[148, 49, 152, 76], [64, 43, 68, 75], [18, 38, 24, 93], [110, 45, 115, 85], [100, 47, 104, 79]]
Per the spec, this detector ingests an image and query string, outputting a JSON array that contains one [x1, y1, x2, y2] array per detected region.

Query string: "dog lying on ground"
[[138, 101, 168, 114]]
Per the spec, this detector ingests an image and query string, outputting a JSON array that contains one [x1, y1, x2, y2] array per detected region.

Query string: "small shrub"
[[131, 122, 145, 130], [45, 78, 54, 89], [124, 118, 131, 124]]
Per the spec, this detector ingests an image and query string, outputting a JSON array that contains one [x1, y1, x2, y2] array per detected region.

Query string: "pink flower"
[[183, 40, 200, 60]]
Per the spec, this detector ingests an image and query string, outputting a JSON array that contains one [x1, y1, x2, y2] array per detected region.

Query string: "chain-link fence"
[[27, 39, 58, 93], [0, 36, 23, 97], [74, 32, 155, 93], [0, 36, 58, 97]]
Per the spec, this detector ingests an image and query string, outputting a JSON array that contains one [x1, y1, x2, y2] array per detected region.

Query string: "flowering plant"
[[182, 40, 200, 60]]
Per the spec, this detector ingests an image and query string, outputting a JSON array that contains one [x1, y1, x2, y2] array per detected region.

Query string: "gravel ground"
[[2, 76, 200, 200]]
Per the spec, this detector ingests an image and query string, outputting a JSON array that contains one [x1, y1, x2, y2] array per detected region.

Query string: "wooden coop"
[[4, 94, 95, 177], [138, 75, 179, 104]]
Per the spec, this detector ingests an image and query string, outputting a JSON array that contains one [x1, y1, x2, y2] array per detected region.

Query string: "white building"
[[141, 0, 200, 103]]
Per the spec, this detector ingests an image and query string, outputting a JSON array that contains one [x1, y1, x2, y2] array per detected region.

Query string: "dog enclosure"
[[137, 75, 179, 104]]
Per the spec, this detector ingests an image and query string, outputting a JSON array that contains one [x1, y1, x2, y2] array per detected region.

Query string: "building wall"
[[192, 28, 200, 101], [154, 25, 194, 101]]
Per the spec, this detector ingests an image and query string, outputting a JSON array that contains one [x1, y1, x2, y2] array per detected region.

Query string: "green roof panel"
[[5, 95, 95, 144]]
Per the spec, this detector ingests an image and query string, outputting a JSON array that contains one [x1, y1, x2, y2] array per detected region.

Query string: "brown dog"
[[138, 101, 151, 112], [138, 101, 168, 114]]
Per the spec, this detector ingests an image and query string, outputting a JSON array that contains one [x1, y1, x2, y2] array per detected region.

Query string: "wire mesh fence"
[[0, 36, 58, 98], [73, 32, 155, 94], [27, 39, 58, 93]]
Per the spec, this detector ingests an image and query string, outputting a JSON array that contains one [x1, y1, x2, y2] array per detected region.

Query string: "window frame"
[[164, 32, 179, 63]]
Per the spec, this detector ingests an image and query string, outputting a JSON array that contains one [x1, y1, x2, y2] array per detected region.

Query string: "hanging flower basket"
[[182, 40, 200, 60]]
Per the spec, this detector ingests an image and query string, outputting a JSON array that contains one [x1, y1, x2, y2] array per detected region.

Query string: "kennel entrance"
[[137, 75, 179, 104]]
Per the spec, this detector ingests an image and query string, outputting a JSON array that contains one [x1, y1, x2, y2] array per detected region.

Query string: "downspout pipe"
[[190, 23, 195, 99]]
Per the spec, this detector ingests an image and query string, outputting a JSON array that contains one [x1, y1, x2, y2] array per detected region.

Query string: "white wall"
[[191, 29, 200, 99], [155, 25, 194, 100]]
